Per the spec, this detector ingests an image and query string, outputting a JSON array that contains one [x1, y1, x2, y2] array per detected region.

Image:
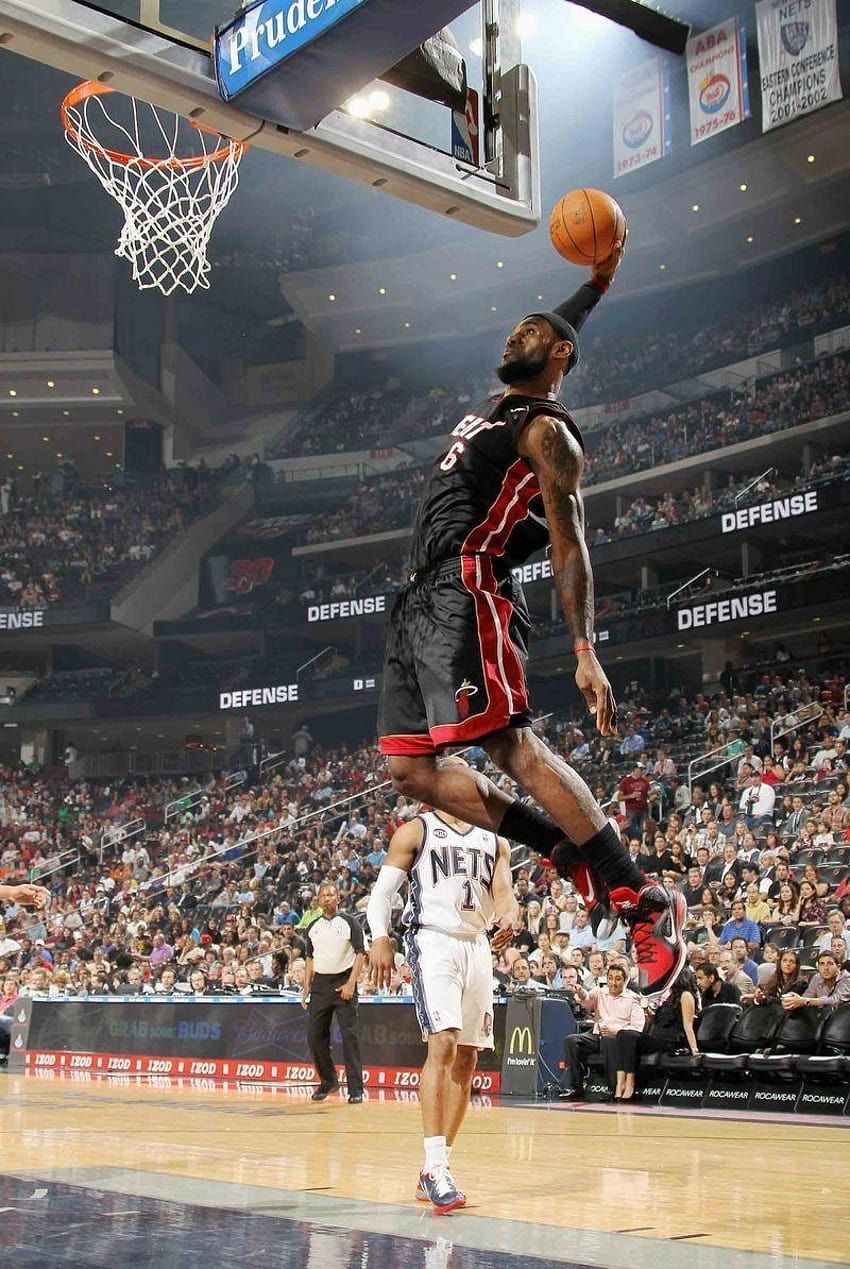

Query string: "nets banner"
[[687, 17, 751, 145], [756, 0, 843, 131], [612, 58, 669, 179]]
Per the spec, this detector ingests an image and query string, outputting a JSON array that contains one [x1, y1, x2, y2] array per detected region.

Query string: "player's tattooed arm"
[[519, 416, 617, 736]]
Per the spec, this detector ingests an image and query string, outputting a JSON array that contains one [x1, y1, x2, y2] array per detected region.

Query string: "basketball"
[[549, 188, 626, 265]]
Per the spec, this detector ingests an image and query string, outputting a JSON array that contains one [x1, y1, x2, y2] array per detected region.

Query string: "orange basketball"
[[549, 188, 626, 265]]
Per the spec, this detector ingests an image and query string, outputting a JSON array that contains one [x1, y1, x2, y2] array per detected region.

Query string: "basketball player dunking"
[[367, 759, 519, 1212], [376, 238, 687, 1004]]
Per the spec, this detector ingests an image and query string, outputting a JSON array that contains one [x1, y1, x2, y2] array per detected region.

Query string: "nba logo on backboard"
[[452, 88, 480, 166]]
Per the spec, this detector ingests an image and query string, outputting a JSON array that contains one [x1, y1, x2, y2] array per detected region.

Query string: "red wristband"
[[574, 640, 595, 655]]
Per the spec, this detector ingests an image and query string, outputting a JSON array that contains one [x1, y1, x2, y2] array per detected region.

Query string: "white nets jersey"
[[403, 811, 498, 939]]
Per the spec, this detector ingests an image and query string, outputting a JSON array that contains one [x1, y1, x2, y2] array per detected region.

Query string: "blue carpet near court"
[[0, 1173, 573, 1269]]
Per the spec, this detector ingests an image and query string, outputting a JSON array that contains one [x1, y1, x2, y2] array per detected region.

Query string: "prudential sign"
[[215, 0, 367, 101]]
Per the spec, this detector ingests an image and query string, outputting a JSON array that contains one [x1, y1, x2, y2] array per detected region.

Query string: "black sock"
[[550, 839, 585, 876], [498, 800, 564, 855], [578, 821, 644, 893]]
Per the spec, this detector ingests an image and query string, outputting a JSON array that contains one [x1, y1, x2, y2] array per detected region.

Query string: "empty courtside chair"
[[662, 1004, 742, 1075], [762, 924, 802, 950], [748, 1008, 823, 1080], [702, 1002, 784, 1075], [826, 845, 850, 865], [796, 1003, 850, 1083], [817, 864, 850, 889], [794, 847, 824, 868]]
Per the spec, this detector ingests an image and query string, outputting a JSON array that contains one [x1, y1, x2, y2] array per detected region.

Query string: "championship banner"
[[756, 0, 843, 131], [686, 17, 751, 145], [613, 58, 670, 179]]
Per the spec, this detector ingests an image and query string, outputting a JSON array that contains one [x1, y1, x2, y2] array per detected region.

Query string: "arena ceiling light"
[[564, 0, 690, 54], [739, 183, 748, 191], [794, 216, 802, 224], [807, 154, 816, 163]]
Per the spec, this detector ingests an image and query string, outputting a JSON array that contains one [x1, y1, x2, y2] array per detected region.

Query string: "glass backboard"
[[0, 0, 540, 235]]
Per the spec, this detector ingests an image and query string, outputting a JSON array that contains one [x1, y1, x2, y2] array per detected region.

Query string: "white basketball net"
[[62, 83, 246, 295]]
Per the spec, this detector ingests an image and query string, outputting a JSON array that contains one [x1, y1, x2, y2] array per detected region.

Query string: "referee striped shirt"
[[304, 913, 365, 975]]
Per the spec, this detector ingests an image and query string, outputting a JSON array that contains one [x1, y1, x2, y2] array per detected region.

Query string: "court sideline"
[[1, 1073, 846, 1268]]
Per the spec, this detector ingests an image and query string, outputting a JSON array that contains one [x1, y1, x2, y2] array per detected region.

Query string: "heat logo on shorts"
[[699, 74, 731, 113], [622, 110, 653, 149], [454, 680, 479, 720]]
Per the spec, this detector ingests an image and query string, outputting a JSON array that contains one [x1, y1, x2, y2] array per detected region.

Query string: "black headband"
[[521, 312, 581, 371]]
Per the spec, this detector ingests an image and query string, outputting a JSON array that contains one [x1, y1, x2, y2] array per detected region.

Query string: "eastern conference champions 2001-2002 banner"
[[756, 0, 842, 131]]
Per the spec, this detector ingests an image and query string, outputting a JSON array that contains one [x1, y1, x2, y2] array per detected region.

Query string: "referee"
[[302, 881, 366, 1103]]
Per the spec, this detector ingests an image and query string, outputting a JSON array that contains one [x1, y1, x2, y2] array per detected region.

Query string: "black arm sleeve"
[[553, 282, 605, 335]]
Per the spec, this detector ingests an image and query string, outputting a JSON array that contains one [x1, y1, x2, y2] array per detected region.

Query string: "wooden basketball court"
[[1, 1071, 846, 1268]]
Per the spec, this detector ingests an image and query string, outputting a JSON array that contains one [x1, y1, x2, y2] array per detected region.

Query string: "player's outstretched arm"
[[552, 234, 626, 331], [366, 818, 422, 989], [0, 883, 50, 908], [519, 415, 617, 736], [490, 837, 522, 954]]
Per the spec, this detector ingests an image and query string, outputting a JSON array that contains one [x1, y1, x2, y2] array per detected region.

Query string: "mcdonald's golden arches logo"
[[509, 1025, 534, 1056]]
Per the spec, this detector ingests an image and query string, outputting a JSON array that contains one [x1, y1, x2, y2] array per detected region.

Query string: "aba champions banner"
[[686, 18, 751, 146], [612, 58, 669, 178], [756, 0, 842, 131]]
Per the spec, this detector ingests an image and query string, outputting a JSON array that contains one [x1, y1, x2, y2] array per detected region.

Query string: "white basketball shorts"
[[405, 927, 494, 1050]]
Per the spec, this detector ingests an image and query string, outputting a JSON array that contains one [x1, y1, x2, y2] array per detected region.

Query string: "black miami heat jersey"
[[408, 393, 584, 573]]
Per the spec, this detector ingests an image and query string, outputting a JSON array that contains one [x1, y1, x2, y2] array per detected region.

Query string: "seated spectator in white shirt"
[[817, 910, 850, 959], [738, 773, 775, 827]]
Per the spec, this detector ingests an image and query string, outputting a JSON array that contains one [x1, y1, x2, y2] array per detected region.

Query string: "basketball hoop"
[[61, 81, 247, 295]]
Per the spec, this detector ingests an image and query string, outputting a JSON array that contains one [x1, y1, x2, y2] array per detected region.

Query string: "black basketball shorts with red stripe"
[[377, 553, 533, 756]]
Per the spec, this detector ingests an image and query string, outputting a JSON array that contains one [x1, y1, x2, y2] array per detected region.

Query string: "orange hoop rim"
[[60, 80, 247, 171]]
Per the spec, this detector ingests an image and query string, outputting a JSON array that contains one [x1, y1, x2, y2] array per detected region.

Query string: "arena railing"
[[164, 768, 247, 823], [137, 716, 555, 899], [770, 703, 825, 752], [99, 817, 146, 864], [687, 741, 735, 797]]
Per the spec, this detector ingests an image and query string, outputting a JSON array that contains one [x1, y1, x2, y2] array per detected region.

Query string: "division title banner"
[[612, 57, 670, 178], [756, 0, 843, 131], [686, 17, 750, 145]]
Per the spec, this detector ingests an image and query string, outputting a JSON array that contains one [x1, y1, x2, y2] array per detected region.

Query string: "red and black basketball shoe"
[[608, 883, 688, 1001]]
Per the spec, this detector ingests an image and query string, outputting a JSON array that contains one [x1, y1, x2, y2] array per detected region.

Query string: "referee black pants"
[[308, 971, 364, 1096]]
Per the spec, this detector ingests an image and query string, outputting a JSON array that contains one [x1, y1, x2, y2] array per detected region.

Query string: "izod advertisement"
[[12, 998, 504, 1090]]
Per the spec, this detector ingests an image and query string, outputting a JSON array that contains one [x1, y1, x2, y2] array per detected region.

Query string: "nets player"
[[376, 241, 687, 1001], [367, 760, 520, 1213]]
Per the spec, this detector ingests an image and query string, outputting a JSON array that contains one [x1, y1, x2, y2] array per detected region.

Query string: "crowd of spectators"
[[589, 450, 849, 545], [0, 464, 230, 610], [294, 350, 850, 546], [275, 272, 850, 459], [1, 660, 849, 1036]]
